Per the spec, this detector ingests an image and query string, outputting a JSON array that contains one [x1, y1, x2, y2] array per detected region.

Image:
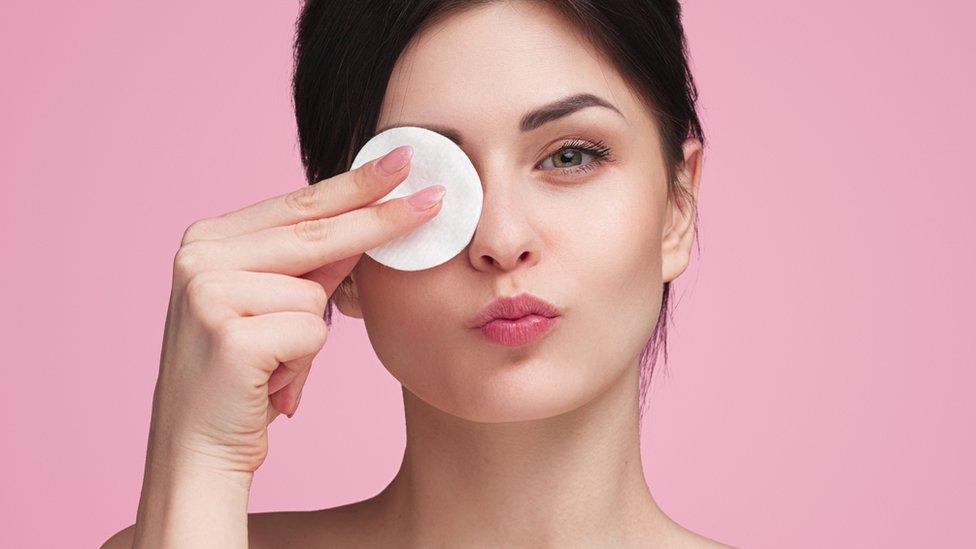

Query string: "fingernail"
[[376, 145, 412, 175], [407, 185, 446, 211]]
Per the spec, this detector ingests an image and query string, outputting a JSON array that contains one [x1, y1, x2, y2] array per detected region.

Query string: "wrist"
[[146, 423, 258, 490], [134, 446, 253, 547]]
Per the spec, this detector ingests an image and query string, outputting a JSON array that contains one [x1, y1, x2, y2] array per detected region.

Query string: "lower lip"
[[477, 314, 558, 346]]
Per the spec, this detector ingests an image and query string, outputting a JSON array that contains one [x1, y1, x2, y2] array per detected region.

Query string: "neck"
[[374, 359, 676, 546]]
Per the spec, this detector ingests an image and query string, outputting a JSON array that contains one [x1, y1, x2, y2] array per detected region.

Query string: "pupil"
[[558, 150, 580, 166]]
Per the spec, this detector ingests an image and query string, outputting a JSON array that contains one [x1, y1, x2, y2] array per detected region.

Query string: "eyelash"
[[540, 138, 615, 176]]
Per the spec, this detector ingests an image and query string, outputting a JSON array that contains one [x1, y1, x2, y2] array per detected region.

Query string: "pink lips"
[[468, 293, 562, 347]]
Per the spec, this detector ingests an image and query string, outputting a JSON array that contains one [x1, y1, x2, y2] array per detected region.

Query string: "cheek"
[[352, 259, 456, 374], [351, 261, 419, 348], [551, 172, 666, 359], [554, 175, 664, 294]]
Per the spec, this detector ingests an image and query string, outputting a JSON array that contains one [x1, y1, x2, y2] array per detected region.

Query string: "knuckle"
[[283, 184, 320, 214], [181, 219, 209, 245], [303, 313, 329, 346], [173, 242, 208, 282], [184, 272, 225, 314], [373, 200, 401, 226], [294, 217, 331, 244], [352, 162, 376, 195], [306, 281, 329, 314], [213, 318, 251, 356]]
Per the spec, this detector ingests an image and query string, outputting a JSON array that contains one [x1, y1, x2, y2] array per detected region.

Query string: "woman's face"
[[337, 2, 700, 423]]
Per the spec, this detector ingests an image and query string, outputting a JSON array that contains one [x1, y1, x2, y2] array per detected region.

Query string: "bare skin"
[[103, 1, 731, 547]]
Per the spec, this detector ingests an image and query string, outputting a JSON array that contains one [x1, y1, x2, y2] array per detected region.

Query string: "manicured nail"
[[407, 185, 446, 211], [376, 145, 412, 175]]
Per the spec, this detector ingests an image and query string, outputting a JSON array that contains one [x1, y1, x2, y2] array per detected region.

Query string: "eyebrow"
[[374, 92, 623, 147]]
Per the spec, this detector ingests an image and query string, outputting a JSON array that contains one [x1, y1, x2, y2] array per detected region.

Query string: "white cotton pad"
[[350, 126, 483, 271]]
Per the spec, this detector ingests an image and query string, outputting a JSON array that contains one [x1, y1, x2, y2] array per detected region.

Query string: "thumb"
[[266, 401, 282, 427]]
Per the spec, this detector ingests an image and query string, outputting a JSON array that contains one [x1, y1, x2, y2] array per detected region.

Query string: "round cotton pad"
[[350, 126, 483, 271]]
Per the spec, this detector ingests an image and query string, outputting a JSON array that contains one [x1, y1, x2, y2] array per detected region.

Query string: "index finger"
[[182, 145, 414, 244], [180, 184, 446, 278]]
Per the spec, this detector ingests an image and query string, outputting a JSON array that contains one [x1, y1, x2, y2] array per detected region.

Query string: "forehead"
[[378, 2, 646, 141]]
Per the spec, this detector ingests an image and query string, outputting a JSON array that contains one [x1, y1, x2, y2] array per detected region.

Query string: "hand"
[[147, 145, 444, 477]]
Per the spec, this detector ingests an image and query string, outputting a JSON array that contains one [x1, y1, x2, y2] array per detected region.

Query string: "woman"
[[106, 0, 723, 546]]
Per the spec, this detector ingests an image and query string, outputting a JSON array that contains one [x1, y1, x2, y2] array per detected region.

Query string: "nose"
[[465, 178, 541, 273]]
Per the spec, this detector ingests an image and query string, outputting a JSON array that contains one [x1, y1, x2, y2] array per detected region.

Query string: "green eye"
[[552, 149, 585, 168], [540, 138, 614, 176]]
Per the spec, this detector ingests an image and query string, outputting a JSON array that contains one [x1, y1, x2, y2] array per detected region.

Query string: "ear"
[[333, 271, 364, 319], [661, 138, 703, 284]]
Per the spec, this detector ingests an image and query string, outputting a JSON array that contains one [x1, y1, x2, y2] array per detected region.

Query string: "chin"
[[402, 354, 605, 424]]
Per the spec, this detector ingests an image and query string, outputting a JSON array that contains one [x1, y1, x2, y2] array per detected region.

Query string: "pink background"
[[2, 2, 974, 547]]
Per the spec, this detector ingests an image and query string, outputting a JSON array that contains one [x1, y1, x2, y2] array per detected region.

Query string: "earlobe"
[[333, 273, 364, 319], [661, 138, 703, 283]]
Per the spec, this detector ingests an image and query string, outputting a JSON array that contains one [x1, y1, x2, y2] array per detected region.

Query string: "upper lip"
[[467, 292, 563, 328]]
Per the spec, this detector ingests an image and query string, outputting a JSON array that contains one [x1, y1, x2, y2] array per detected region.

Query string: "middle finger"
[[185, 183, 446, 277], [186, 145, 414, 242]]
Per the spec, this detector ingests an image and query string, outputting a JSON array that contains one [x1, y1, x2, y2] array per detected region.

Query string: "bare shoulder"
[[249, 496, 396, 549], [682, 532, 738, 548], [663, 520, 738, 549], [100, 524, 135, 548], [99, 499, 391, 549]]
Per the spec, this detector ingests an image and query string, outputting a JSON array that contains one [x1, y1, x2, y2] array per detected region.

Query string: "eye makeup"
[[539, 137, 616, 177]]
